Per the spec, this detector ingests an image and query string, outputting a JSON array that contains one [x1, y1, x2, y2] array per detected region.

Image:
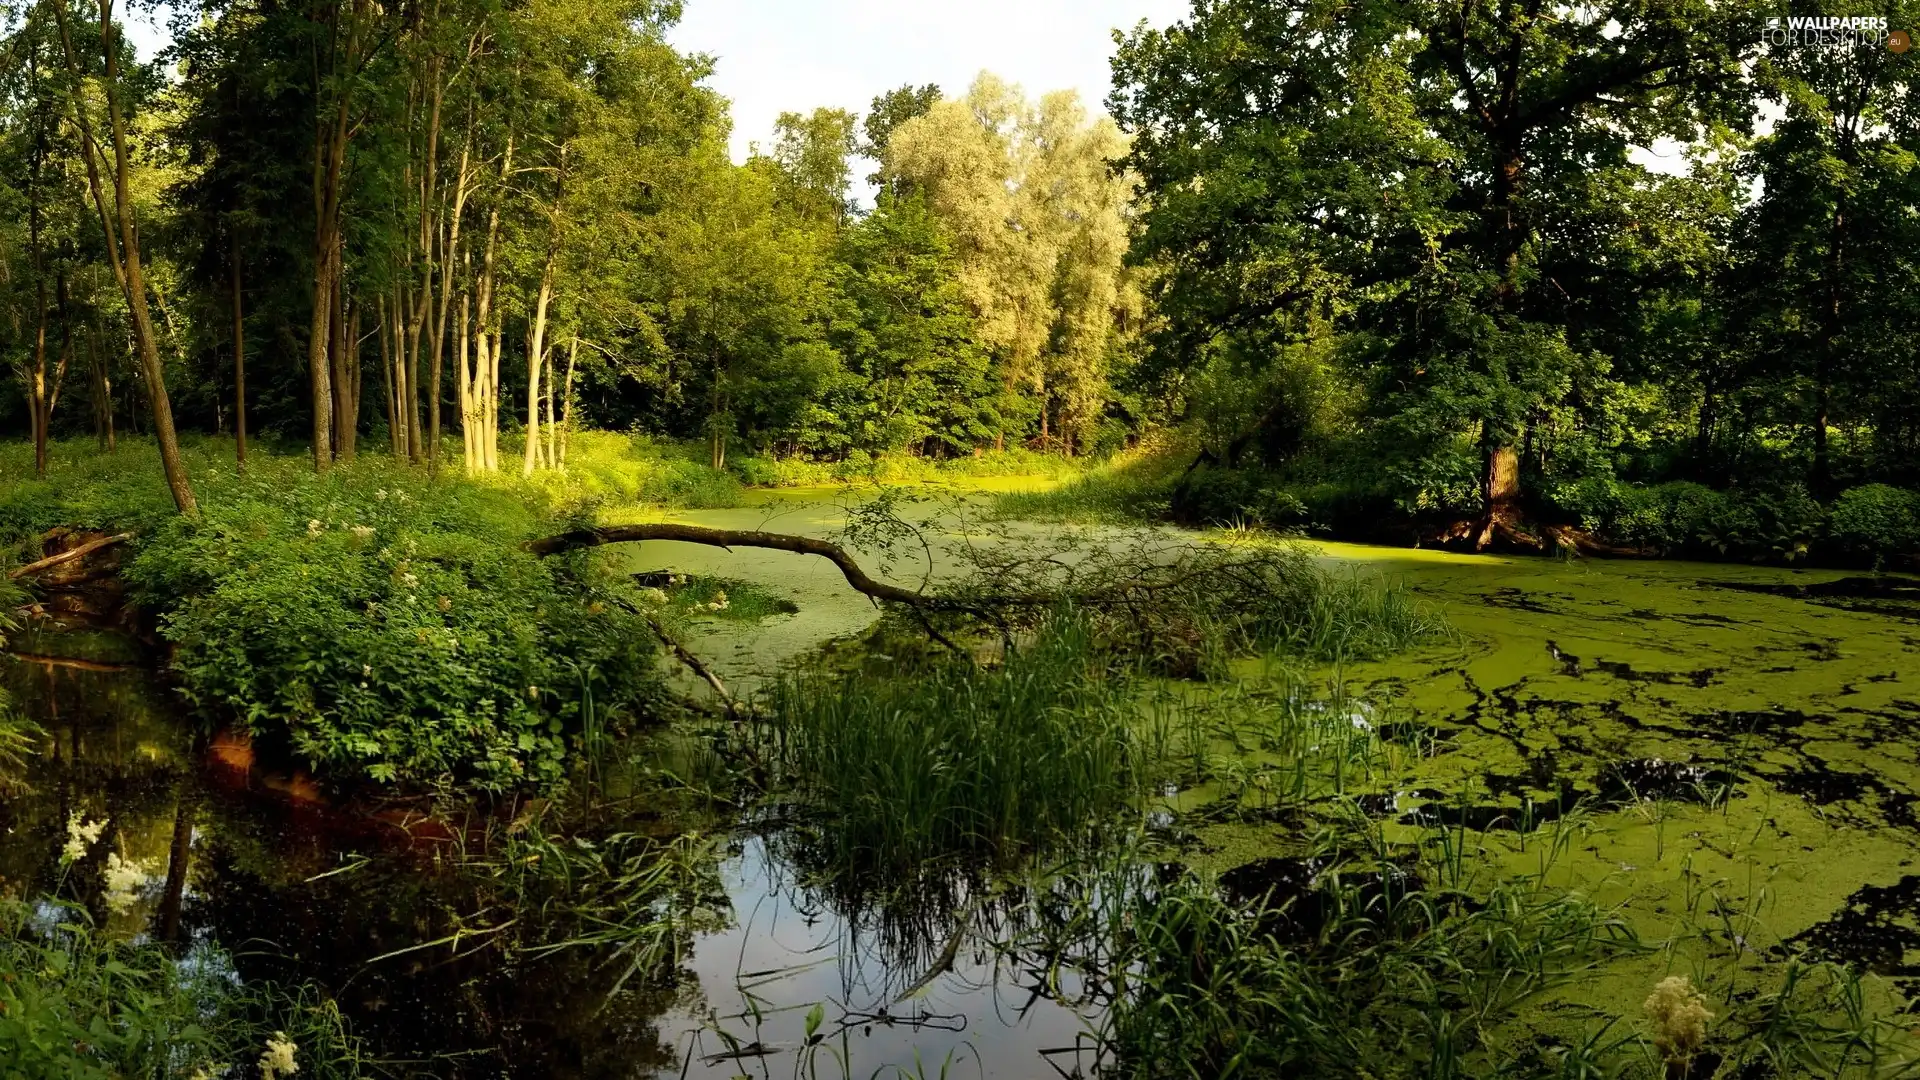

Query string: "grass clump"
[[1099, 867, 1636, 1078], [0, 901, 367, 1080], [762, 613, 1144, 877]]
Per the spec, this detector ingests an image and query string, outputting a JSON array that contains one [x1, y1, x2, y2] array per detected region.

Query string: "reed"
[[763, 611, 1146, 880]]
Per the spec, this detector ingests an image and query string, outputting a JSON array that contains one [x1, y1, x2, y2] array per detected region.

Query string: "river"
[[3, 487, 1918, 1076]]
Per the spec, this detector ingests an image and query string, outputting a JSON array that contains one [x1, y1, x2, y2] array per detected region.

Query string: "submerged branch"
[[640, 611, 744, 718]]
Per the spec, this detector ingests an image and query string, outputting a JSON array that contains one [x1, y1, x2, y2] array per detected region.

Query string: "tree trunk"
[[31, 279, 48, 477], [487, 323, 502, 471], [86, 326, 112, 451], [378, 297, 398, 457], [522, 269, 555, 477], [331, 249, 355, 462], [560, 335, 577, 469], [1473, 443, 1525, 551], [458, 290, 475, 472], [55, 0, 196, 513], [232, 234, 247, 471], [309, 247, 335, 469], [709, 368, 726, 470]]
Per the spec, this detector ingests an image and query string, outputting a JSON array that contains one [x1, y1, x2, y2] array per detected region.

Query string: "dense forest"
[[0, 0, 1141, 482], [2, 0, 1915, 561]]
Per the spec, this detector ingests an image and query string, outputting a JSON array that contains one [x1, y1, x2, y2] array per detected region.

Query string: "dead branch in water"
[[642, 611, 744, 718]]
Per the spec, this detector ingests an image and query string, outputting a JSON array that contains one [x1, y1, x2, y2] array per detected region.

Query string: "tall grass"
[[1096, 869, 1637, 1079], [0, 900, 369, 1079], [762, 612, 1145, 878]]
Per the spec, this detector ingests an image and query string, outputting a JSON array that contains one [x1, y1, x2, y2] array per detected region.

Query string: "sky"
[[664, 0, 1192, 164]]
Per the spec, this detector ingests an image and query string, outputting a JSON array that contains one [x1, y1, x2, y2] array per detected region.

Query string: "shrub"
[[3, 440, 666, 791], [123, 467, 662, 790], [1830, 484, 1920, 556]]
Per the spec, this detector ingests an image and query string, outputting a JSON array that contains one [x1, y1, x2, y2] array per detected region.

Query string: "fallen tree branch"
[[527, 523, 944, 608], [4, 652, 140, 673], [642, 612, 744, 719], [9, 532, 133, 580]]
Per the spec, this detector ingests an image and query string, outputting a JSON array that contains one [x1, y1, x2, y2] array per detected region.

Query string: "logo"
[[1764, 15, 1908, 50]]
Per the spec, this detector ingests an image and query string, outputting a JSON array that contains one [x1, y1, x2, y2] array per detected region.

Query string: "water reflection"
[[663, 835, 1107, 1079], [1, 643, 1115, 1079]]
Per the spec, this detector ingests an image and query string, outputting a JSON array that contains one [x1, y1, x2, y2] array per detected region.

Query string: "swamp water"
[[6, 495, 1920, 1076]]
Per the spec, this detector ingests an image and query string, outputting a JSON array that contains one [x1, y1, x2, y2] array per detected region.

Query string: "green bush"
[[1830, 484, 1920, 555], [123, 467, 661, 790], [3, 440, 666, 791], [1550, 478, 1831, 561]]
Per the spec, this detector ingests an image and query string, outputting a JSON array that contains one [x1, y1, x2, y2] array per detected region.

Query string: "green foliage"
[[1829, 485, 1920, 557], [544, 432, 743, 509], [0, 901, 367, 1079], [127, 465, 659, 790], [2, 440, 666, 791], [1547, 478, 1829, 561], [763, 613, 1144, 878], [732, 445, 1084, 488]]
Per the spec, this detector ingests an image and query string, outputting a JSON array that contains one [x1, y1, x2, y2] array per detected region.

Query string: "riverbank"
[[8, 441, 1920, 1076]]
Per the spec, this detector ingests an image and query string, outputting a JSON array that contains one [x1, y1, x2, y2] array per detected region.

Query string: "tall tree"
[[1112, 0, 1753, 545], [52, 0, 197, 512]]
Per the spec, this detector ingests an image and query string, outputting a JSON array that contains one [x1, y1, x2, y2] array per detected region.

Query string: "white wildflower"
[[401, 573, 420, 589], [306, 519, 324, 536], [103, 851, 153, 914], [61, 812, 106, 866], [259, 1033, 299, 1079], [638, 587, 668, 606], [350, 525, 375, 541], [1645, 975, 1713, 1065], [374, 488, 388, 501]]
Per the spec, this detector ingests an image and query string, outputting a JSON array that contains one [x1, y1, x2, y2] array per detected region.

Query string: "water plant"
[[762, 611, 1146, 879]]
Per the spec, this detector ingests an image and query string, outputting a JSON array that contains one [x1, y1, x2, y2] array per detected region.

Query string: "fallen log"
[[9, 531, 133, 580]]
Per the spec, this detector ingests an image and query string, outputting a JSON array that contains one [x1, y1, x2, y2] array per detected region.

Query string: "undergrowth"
[[0, 438, 670, 791], [0, 900, 369, 1080]]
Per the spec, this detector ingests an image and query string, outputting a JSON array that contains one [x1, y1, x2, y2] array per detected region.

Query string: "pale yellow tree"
[[884, 73, 1136, 452]]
